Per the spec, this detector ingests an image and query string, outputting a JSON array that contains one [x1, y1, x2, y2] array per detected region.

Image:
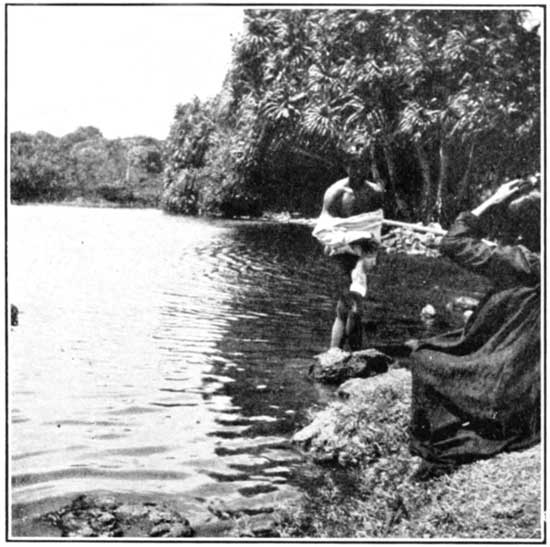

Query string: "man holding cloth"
[[313, 154, 384, 351]]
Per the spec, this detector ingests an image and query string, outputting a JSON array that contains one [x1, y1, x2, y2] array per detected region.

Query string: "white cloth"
[[349, 257, 372, 297], [312, 209, 384, 256], [312, 209, 384, 297]]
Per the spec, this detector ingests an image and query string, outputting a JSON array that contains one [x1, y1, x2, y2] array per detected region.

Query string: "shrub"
[[160, 168, 200, 214], [161, 133, 262, 218], [196, 137, 262, 217], [95, 184, 135, 204]]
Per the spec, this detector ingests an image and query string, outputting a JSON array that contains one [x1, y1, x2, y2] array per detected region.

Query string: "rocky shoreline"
[[13, 338, 537, 540], [38, 494, 193, 538], [11, 488, 296, 538], [281, 365, 541, 539]]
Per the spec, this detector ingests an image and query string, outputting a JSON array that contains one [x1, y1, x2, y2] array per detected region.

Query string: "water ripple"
[[11, 207, 485, 517]]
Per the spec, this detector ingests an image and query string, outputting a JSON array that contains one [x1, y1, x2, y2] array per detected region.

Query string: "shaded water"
[[9, 205, 488, 524]]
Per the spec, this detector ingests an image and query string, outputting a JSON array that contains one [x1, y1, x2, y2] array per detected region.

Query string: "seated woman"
[[409, 179, 541, 478]]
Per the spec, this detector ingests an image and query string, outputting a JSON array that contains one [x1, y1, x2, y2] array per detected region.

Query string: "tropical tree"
[[163, 8, 540, 221], [396, 10, 540, 222]]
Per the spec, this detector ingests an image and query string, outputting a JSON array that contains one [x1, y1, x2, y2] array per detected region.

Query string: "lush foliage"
[[11, 127, 164, 206], [161, 94, 264, 217], [163, 9, 540, 222]]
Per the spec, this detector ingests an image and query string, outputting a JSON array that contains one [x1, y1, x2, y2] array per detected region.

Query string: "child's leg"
[[346, 291, 363, 351], [330, 296, 348, 349]]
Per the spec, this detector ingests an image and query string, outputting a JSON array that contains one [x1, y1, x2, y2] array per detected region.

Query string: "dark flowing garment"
[[409, 212, 540, 465]]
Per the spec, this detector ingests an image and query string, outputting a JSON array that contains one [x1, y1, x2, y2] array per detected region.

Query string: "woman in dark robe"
[[409, 180, 541, 477]]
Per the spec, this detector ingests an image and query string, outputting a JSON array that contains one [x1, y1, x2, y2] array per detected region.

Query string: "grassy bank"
[[276, 369, 542, 539]]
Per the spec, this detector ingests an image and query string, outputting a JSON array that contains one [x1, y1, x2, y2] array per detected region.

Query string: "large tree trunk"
[[434, 140, 449, 223], [382, 140, 405, 217], [369, 142, 384, 186], [415, 141, 432, 223], [455, 141, 476, 212]]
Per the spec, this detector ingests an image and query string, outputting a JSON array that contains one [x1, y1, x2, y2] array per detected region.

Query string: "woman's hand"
[[487, 179, 528, 204], [472, 178, 527, 217]]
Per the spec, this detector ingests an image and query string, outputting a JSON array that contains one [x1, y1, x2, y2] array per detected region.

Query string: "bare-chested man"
[[318, 156, 384, 350]]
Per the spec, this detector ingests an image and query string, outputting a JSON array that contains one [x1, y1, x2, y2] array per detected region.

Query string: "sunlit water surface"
[[9, 205, 485, 517]]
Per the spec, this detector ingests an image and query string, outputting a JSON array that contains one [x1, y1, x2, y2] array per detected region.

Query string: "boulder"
[[43, 494, 194, 538], [310, 348, 393, 384], [46, 495, 123, 538]]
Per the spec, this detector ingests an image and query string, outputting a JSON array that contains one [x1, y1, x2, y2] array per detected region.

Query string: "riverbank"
[[276, 368, 542, 539], [10, 204, 534, 539], [11, 481, 299, 538], [12, 367, 541, 539], [11, 491, 235, 538]]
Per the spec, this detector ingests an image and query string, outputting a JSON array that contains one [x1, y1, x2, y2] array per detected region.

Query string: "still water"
[[9, 205, 485, 519]]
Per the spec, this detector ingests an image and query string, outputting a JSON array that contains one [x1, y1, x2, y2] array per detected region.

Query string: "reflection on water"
[[9, 205, 488, 514], [8, 206, 334, 510]]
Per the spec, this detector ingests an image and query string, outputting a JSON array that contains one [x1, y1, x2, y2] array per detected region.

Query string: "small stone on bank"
[[420, 304, 436, 318], [149, 523, 172, 537], [247, 513, 279, 537]]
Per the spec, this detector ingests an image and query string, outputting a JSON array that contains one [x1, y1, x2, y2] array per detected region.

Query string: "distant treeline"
[[11, 10, 540, 221], [10, 126, 164, 207], [162, 9, 540, 223]]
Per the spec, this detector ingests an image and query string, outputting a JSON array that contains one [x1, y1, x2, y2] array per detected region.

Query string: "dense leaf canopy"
[[163, 9, 540, 221]]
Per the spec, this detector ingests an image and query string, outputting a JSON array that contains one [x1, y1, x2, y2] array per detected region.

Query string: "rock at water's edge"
[[42, 494, 194, 538], [310, 348, 394, 384]]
